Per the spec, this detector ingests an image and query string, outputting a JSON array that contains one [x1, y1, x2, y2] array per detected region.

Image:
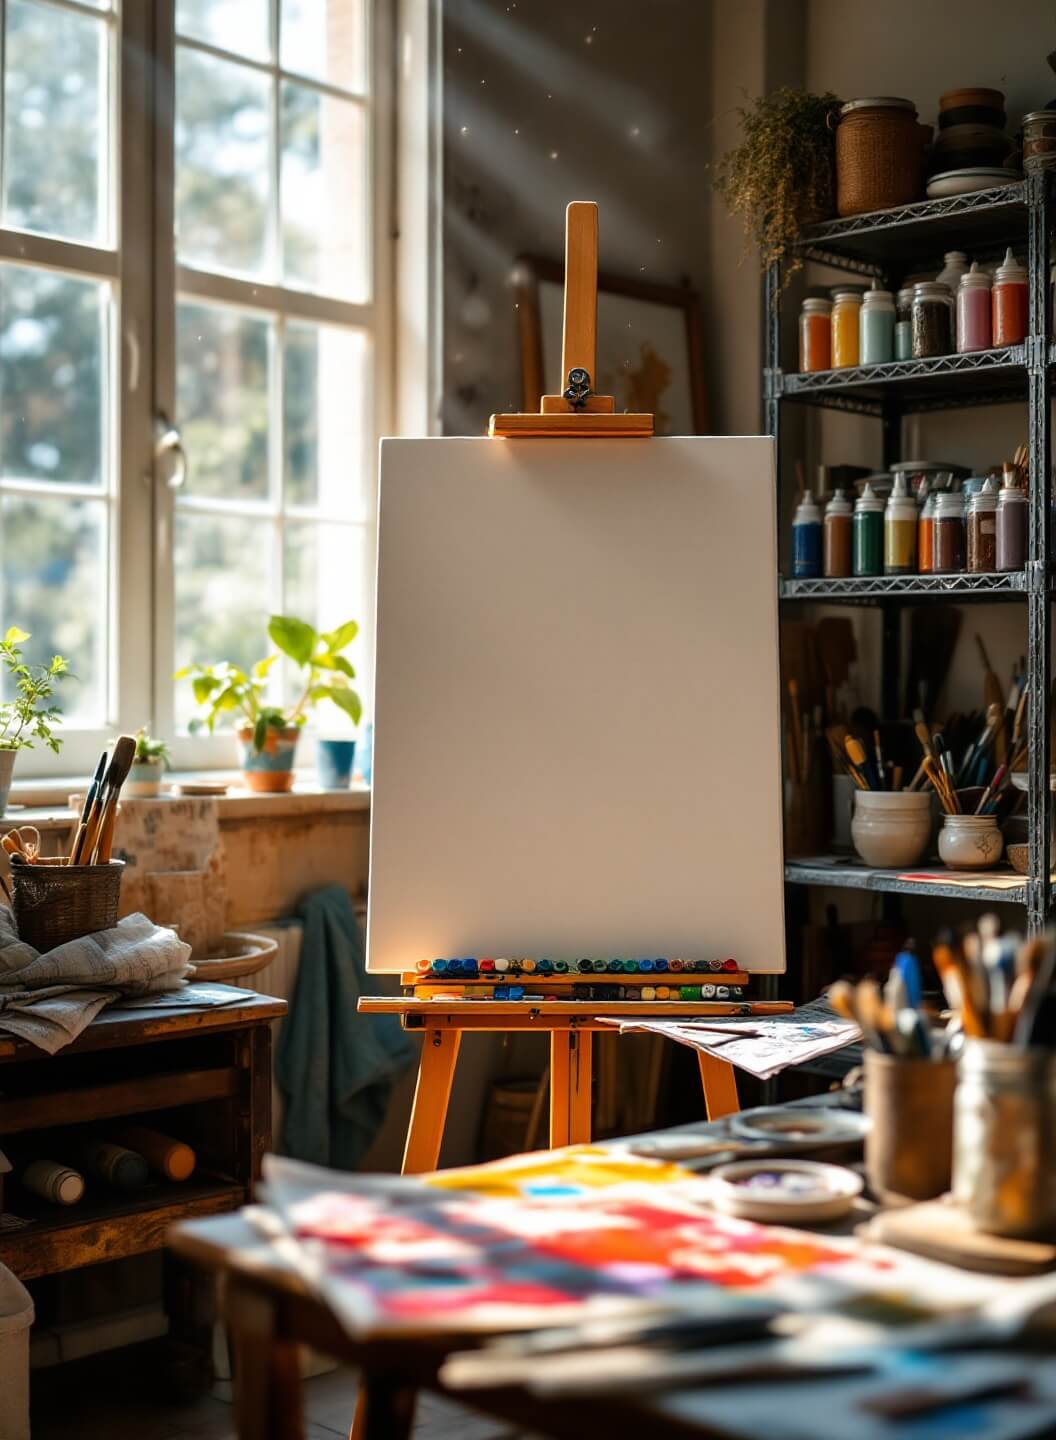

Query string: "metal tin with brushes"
[[953, 1040, 1056, 1238]]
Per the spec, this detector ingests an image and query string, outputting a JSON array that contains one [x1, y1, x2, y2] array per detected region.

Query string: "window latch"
[[154, 414, 188, 491]]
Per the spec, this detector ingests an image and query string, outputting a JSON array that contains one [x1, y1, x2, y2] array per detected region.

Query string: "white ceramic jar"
[[851, 790, 932, 868], [938, 813, 1004, 870]]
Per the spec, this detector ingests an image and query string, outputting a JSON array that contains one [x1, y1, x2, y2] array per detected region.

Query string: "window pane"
[[176, 47, 271, 278], [284, 520, 369, 726], [0, 494, 107, 724], [2, 0, 109, 245], [281, 0, 366, 93], [281, 81, 367, 301], [177, 300, 271, 501], [0, 265, 108, 487], [175, 0, 271, 63], [174, 513, 273, 729], [284, 322, 369, 516]]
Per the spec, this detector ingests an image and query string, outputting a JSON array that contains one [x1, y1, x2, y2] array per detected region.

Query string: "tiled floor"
[[30, 1345, 522, 1440]]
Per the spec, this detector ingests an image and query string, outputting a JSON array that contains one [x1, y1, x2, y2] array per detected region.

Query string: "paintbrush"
[[844, 736, 874, 791], [82, 736, 136, 865], [69, 752, 107, 865], [872, 729, 886, 790], [1013, 935, 1056, 1047]]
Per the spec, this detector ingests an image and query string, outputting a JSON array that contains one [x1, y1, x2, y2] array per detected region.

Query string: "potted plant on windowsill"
[[0, 627, 69, 819], [176, 616, 361, 794], [126, 728, 172, 798]]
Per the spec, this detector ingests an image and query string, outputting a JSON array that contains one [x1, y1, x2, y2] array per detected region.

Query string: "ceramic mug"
[[317, 738, 356, 790]]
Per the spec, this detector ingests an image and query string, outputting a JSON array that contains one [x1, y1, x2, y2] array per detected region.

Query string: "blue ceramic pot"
[[318, 738, 356, 790], [237, 726, 300, 793]]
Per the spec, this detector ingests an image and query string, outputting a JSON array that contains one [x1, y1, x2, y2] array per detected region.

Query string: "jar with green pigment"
[[853, 482, 884, 576]]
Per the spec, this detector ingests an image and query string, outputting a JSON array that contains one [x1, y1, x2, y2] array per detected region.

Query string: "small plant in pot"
[[177, 615, 361, 794], [126, 728, 171, 797], [0, 627, 68, 819]]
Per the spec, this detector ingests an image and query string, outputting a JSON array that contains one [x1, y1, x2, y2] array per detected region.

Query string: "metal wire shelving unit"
[[766, 171, 1052, 936]]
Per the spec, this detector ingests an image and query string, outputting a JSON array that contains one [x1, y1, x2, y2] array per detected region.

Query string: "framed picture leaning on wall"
[[513, 256, 709, 435]]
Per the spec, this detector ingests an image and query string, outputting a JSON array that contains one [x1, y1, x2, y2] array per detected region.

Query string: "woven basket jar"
[[11, 858, 124, 951], [836, 97, 921, 217]]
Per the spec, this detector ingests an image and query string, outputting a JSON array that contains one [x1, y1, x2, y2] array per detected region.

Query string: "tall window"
[[0, 0, 388, 774], [0, 0, 118, 741]]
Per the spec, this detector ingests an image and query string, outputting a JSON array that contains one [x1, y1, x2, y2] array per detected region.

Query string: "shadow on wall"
[[441, 0, 712, 435]]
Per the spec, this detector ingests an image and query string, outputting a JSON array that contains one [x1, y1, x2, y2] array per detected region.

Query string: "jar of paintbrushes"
[[3, 736, 135, 950], [831, 952, 957, 1204], [945, 922, 1056, 1238], [910, 699, 1024, 871]]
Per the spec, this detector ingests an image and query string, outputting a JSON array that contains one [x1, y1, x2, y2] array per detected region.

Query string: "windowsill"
[[5, 773, 371, 830]]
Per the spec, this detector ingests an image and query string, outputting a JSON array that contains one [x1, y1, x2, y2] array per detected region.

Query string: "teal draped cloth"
[[276, 885, 413, 1169]]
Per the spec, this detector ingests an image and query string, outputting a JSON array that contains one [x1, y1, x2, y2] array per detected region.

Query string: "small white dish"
[[729, 1106, 870, 1147], [926, 167, 1019, 198], [709, 1160, 863, 1223]]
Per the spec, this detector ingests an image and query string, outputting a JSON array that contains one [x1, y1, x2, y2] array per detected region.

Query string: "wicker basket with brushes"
[[11, 858, 124, 951]]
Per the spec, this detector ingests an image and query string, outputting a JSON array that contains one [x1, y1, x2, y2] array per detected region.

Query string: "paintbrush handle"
[[94, 800, 119, 865], [76, 791, 107, 866]]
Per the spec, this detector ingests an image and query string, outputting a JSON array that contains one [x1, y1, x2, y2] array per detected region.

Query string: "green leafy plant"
[[0, 627, 69, 753], [176, 615, 361, 753], [133, 727, 171, 769], [714, 87, 841, 290]]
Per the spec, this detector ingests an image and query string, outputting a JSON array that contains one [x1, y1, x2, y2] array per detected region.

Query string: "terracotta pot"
[[236, 725, 300, 794]]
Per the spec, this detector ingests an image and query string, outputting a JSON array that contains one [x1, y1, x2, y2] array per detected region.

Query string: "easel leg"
[[550, 1030, 593, 1146], [549, 1032, 572, 1148], [402, 1028, 461, 1174], [569, 1030, 593, 1143], [698, 1051, 739, 1120]]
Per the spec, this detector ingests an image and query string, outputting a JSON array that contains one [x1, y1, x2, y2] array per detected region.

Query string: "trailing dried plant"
[[714, 88, 842, 291]]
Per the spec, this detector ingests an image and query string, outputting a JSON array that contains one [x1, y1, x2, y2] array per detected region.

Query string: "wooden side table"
[[358, 998, 748, 1173], [0, 990, 285, 1380]]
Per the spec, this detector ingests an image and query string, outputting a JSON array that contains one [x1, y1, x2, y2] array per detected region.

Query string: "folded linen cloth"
[[0, 906, 193, 1053]]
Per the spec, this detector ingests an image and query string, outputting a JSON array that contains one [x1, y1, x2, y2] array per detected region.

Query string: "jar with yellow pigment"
[[831, 290, 862, 368]]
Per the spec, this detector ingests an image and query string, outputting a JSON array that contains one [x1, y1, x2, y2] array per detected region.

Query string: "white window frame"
[[3, 0, 396, 778], [0, 0, 157, 778]]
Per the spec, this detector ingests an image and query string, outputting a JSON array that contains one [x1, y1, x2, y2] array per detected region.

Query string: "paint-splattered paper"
[[262, 1148, 996, 1339]]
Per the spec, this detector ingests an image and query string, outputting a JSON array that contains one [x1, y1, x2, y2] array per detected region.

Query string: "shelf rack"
[[765, 171, 1053, 936]]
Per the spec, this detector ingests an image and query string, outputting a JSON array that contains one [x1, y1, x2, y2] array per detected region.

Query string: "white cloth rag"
[[0, 905, 193, 1052]]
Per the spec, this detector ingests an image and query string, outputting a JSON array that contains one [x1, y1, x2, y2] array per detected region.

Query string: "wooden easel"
[[358, 201, 795, 1176], [357, 996, 778, 1172]]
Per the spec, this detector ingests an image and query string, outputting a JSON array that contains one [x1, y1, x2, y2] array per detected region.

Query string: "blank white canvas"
[[366, 436, 785, 974]]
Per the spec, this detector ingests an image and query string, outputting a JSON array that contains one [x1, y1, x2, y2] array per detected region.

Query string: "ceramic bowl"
[[709, 1160, 863, 1224], [851, 790, 932, 869], [1006, 843, 1029, 876]]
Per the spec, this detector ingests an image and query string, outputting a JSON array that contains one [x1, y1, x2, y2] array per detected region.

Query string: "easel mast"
[[489, 202, 653, 437]]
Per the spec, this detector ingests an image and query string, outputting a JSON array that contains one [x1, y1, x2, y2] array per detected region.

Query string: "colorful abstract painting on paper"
[[263, 1147, 990, 1338]]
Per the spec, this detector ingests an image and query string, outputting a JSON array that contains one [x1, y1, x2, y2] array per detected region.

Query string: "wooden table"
[[171, 1208, 740, 1440], [0, 990, 285, 1376], [358, 997, 785, 1172]]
